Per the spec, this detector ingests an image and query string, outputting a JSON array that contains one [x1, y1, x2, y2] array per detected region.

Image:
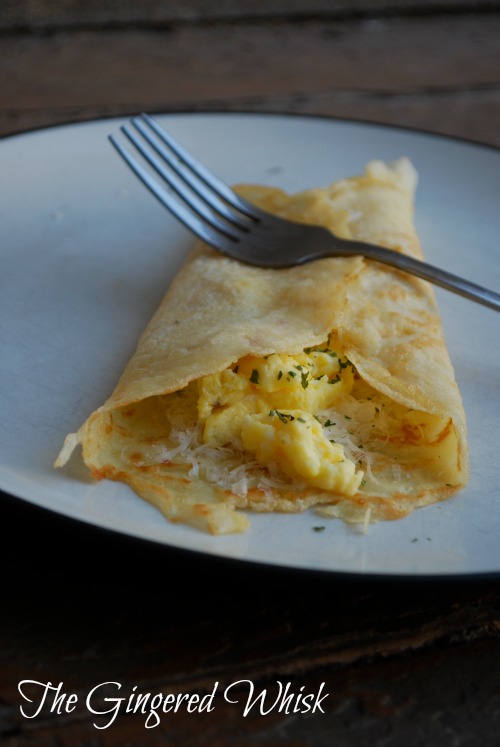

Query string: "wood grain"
[[1, 13, 499, 145], [3, 0, 497, 29], [1, 496, 500, 745]]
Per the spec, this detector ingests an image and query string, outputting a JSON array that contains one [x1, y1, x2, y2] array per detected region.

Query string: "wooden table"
[[2, 2, 500, 745]]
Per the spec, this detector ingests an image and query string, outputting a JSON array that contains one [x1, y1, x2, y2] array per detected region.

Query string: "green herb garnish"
[[269, 410, 295, 424]]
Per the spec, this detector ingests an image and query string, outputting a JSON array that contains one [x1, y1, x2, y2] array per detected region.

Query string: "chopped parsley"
[[338, 357, 355, 371], [269, 410, 295, 424]]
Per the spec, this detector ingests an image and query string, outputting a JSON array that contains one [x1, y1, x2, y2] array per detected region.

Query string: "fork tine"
[[120, 123, 244, 240], [133, 116, 254, 231], [140, 113, 262, 221], [108, 134, 239, 251]]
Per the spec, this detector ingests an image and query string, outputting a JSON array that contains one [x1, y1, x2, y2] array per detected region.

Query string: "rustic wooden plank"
[[1, 0, 496, 29], [3, 639, 500, 746], [2, 16, 498, 104], [1, 14, 498, 145], [1, 495, 500, 746]]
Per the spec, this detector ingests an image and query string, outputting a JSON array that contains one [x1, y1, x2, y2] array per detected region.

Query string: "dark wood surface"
[[2, 2, 500, 146], [1, 2, 500, 745]]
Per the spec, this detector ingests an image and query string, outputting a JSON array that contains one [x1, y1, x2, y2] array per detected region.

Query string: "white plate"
[[1, 112, 499, 577]]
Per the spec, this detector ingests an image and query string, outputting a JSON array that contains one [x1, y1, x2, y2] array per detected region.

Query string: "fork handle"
[[345, 241, 500, 312]]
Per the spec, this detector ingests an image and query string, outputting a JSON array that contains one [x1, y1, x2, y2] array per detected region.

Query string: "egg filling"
[[196, 340, 364, 497]]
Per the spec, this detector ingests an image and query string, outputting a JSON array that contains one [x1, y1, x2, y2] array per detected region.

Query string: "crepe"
[[55, 158, 468, 534]]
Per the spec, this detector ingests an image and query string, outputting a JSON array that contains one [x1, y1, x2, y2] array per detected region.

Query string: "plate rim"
[[2, 107, 499, 157]]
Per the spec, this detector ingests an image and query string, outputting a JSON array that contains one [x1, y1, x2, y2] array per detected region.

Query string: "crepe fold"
[[56, 158, 468, 534]]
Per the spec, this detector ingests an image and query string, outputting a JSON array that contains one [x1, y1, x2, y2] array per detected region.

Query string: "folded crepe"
[[55, 158, 468, 534]]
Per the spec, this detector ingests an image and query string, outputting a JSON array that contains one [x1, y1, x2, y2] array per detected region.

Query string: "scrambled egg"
[[197, 342, 363, 496]]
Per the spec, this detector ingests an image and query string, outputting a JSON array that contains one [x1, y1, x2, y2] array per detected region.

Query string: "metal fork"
[[109, 114, 500, 312]]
